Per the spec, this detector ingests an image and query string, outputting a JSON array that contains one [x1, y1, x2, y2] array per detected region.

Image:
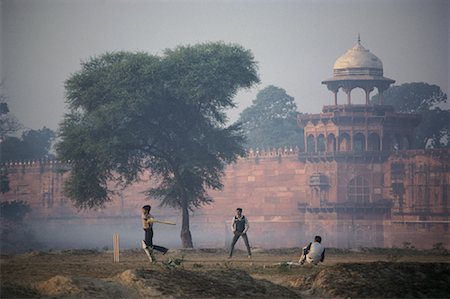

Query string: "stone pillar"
[[344, 88, 352, 105], [377, 86, 387, 105], [365, 86, 374, 105]]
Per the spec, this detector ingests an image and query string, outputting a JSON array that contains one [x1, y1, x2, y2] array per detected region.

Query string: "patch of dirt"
[[33, 274, 137, 299], [115, 268, 300, 298], [1, 248, 449, 298], [290, 262, 450, 299], [11, 268, 299, 298]]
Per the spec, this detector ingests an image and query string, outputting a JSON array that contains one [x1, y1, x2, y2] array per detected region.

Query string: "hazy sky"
[[1, 0, 449, 131]]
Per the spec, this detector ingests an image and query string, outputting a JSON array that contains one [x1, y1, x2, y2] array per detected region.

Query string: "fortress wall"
[[1, 149, 449, 249], [384, 149, 450, 215]]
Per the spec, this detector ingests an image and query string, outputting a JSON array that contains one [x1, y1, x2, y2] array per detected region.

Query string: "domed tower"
[[295, 38, 422, 248], [298, 37, 421, 157], [322, 35, 395, 105]]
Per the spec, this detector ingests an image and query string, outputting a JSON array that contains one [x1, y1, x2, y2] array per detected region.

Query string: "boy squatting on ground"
[[229, 208, 252, 258], [299, 235, 325, 265], [141, 205, 169, 260]]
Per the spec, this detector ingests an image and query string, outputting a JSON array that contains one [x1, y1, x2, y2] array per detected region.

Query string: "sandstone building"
[[1, 39, 449, 250]]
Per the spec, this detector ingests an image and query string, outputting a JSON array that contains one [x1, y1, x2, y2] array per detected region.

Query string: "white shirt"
[[307, 242, 325, 264]]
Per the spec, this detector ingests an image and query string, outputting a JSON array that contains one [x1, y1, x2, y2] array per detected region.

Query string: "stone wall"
[[1, 148, 449, 250]]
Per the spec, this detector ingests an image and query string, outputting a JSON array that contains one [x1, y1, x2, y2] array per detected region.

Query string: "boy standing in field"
[[229, 208, 252, 258], [299, 235, 325, 265]]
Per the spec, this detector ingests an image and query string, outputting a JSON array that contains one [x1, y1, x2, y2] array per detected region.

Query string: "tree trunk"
[[180, 198, 194, 248]]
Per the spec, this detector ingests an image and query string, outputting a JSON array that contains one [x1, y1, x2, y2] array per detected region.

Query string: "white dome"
[[321, 37, 395, 102], [333, 42, 383, 73]]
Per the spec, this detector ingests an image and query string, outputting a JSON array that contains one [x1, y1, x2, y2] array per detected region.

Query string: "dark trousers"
[[144, 228, 168, 254], [229, 232, 251, 257]]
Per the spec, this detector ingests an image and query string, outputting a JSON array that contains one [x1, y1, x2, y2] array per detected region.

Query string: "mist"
[[1, 0, 448, 131], [0, 0, 448, 253]]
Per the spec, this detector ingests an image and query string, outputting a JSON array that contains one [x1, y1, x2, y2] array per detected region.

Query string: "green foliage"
[[163, 256, 185, 269], [0, 200, 31, 221], [371, 82, 449, 148], [432, 242, 448, 255], [22, 127, 56, 158], [0, 200, 39, 254], [277, 261, 290, 272], [237, 85, 303, 150], [0, 102, 9, 114], [56, 43, 259, 246], [0, 102, 21, 140], [0, 127, 55, 162], [402, 241, 415, 249], [0, 171, 10, 193], [416, 108, 450, 148]]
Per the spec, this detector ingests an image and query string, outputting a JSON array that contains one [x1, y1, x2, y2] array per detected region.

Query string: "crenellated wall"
[[1, 148, 449, 250]]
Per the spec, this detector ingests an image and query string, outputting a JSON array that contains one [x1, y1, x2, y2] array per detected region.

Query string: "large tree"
[[372, 82, 449, 148], [237, 85, 303, 150], [56, 42, 259, 247]]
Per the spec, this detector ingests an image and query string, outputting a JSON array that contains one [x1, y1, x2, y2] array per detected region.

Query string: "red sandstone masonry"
[[1, 148, 449, 248]]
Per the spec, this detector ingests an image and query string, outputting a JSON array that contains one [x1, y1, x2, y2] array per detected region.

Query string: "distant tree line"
[[1, 88, 56, 163], [1, 85, 56, 193], [1, 126, 55, 162]]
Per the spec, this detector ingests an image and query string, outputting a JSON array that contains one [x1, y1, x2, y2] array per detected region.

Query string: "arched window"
[[353, 133, 365, 152], [350, 88, 366, 105], [348, 176, 370, 203], [327, 134, 336, 152], [339, 133, 351, 152], [317, 134, 326, 152], [307, 135, 315, 153], [368, 133, 380, 151]]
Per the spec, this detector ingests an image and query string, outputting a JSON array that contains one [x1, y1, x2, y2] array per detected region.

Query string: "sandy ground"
[[1, 247, 449, 298]]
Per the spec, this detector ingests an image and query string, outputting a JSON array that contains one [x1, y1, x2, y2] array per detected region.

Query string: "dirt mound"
[[115, 269, 166, 298], [291, 262, 450, 298], [115, 267, 300, 298], [34, 275, 81, 297], [34, 274, 138, 298], [3, 249, 449, 298], [29, 268, 300, 298]]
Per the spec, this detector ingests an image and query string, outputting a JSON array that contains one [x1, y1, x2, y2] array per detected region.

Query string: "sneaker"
[[248, 255, 252, 259]]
